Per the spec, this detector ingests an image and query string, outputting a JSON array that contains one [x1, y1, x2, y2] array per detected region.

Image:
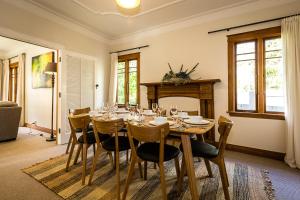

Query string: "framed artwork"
[[32, 51, 54, 88]]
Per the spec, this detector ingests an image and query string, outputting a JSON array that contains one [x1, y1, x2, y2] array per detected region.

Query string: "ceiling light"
[[115, 0, 140, 9]]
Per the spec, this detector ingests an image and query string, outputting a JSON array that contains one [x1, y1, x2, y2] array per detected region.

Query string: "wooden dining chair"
[[88, 118, 139, 200], [122, 123, 181, 200], [178, 116, 233, 200], [66, 113, 95, 185], [65, 107, 92, 154]]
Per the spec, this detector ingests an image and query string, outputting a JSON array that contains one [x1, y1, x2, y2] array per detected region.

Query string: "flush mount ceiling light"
[[115, 0, 140, 9]]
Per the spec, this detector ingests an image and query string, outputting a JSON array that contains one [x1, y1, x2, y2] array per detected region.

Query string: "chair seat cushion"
[[102, 136, 138, 152], [77, 131, 96, 144], [137, 142, 180, 163], [75, 125, 93, 133], [180, 140, 219, 159], [98, 133, 111, 142], [118, 127, 127, 132]]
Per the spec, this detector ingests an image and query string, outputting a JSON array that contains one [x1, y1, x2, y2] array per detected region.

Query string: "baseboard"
[[225, 143, 285, 161], [24, 123, 56, 135]]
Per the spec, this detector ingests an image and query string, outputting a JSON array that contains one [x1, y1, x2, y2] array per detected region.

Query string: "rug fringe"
[[261, 170, 276, 200]]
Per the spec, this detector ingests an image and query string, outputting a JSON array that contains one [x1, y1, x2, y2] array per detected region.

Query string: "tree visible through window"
[[228, 27, 285, 120], [117, 53, 140, 105]]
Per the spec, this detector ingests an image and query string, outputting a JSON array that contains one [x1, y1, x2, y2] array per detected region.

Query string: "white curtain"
[[282, 16, 300, 169], [1, 59, 9, 101], [108, 53, 118, 104], [17, 54, 25, 126], [0, 60, 2, 100]]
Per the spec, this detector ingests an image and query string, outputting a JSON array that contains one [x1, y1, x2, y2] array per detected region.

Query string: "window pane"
[[236, 41, 256, 111], [117, 62, 125, 104], [128, 60, 137, 105], [265, 38, 284, 112]]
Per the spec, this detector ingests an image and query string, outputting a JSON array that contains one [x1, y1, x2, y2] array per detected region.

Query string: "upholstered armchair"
[[0, 101, 22, 142]]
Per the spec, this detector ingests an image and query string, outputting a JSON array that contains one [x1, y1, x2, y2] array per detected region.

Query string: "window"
[[228, 27, 284, 120], [117, 53, 140, 105], [9, 62, 18, 102]]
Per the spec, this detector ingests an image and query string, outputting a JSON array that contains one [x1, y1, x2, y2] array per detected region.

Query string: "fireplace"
[[140, 79, 221, 142]]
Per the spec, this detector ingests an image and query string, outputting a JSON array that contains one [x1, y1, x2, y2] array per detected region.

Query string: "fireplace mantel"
[[140, 79, 221, 142]]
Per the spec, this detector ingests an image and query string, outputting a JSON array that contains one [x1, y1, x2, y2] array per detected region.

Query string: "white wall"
[[0, 1, 110, 143], [111, 1, 300, 153]]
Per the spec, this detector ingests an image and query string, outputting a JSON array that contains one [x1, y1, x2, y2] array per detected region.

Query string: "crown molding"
[[72, 0, 185, 18], [5, 0, 111, 44], [110, 0, 297, 45]]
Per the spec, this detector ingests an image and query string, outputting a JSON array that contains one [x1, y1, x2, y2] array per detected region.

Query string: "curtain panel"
[[282, 16, 300, 168], [108, 53, 118, 104], [1, 59, 9, 101]]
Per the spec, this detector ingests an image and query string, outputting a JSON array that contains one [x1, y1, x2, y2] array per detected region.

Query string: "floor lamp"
[[45, 62, 57, 142]]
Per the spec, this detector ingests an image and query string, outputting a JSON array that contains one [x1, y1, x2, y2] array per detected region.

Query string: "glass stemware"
[[157, 105, 164, 116], [152, 103, 158, 115], [170, 105, 178, 121]]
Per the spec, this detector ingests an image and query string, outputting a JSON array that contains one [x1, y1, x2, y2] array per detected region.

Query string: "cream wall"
[[111, 1, 300, 153], [0, 1, 110, 143]]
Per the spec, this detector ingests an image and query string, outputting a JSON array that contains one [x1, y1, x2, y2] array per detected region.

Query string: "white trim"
[[111, 0, 297, 44], [5, 0, 110, 43], [72, 0, 185, 18]]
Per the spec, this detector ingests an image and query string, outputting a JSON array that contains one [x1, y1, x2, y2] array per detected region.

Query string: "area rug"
[[22, 153, 275, 200]]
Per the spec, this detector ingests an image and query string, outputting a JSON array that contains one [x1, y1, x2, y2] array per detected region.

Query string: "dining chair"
[[122, 123, 181, 200], [178, 116, 233, 200], [65, 107, 92, 154], [66, 113, 95, 185], [88, 118, 140, 200]]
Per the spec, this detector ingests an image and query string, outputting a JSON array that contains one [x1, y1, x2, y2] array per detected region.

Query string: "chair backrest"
[[68, 114, 91, 143], [127, 123, 169, 143], [71, 107, 91, 115], [92, 118, 124, 144], [217, 116, 233, 156], [184, 110, 199, 116]]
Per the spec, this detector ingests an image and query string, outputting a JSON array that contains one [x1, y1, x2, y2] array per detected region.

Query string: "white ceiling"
[[0, 37, 34, 58], [26, 0, 257, 39]]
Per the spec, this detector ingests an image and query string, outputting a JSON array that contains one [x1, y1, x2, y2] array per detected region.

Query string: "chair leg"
[[178, 158, 186, 192], [108, 152, 114, 168], [115, 150, 120, 200], [174, 157, 180, 179], [82, 143, 88, 185], [221, 159, 229, 187], [88, 146, 102, 185], [65, 134, 72, 154], [144, 161, 148, 180], [74, 144, 82, 165], [66, 141, 76, 171], [153, 162, 157, 169], [204, 159, 213, 178], [126, 150, 129, 163], [122, 155, 137, 200], [138, 161, 143, 179], [218, 161, 230, 200], [159, 162, 167, 200], [92, 143, 96, 155]]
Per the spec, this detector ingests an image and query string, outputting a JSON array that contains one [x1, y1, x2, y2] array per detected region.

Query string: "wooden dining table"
[[90, 112, 215, 200]]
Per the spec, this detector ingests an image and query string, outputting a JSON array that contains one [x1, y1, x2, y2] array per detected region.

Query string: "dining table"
[[89, 110, 215, 200]]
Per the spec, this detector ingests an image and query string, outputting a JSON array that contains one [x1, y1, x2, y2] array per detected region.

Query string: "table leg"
[[181, 134, 199, 200]]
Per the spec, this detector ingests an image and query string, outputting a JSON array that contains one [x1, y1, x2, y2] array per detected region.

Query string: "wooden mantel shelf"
[[140, 78, 221, 142], [140, 79, 220, 86]]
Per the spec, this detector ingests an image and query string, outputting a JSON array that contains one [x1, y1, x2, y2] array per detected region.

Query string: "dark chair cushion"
[[98, 133, 111, 142], [180, 140, 219, 159], [102, 136, 138, 152], [77, 131, 96, 144], [118, 127, 127, 132], [137, 142, 180, 163], [75, 124, 93, 133]]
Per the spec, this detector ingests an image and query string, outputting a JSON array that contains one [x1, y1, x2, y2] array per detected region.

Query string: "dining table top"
[[89, 111, 215, 136]]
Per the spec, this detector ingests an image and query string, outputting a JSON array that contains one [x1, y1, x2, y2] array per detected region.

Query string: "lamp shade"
[[44, 62, 57, 74]]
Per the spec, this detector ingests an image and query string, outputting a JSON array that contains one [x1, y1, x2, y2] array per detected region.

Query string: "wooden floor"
[[0, 128, 299, 200]]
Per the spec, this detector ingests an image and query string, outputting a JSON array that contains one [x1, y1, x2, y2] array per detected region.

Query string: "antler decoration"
[[162, 63, 200, 85]]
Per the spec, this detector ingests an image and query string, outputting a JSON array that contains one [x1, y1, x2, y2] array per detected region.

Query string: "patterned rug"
[[22, 152, 275, 200]]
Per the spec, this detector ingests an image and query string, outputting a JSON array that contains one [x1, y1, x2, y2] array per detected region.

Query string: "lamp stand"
[[46, 73, 56, 142]]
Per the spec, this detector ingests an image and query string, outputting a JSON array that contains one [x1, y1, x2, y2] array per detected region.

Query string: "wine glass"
[[152, 103, 158, 115], [157, 105, 164, 116], [170, 105, 178, 121]]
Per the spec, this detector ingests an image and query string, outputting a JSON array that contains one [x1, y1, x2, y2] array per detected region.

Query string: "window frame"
[[228, 26, 284, 120], [117, 52, 140, 106]]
